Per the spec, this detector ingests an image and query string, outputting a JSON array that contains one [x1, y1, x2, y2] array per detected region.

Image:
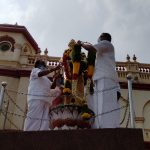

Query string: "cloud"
[[0, 0, 150, 63], [98, 0, 150, 63], [0, 0, 26, 23]]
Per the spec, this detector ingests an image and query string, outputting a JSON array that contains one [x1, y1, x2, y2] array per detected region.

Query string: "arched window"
[[0, 41, 12, 52], [0, 35, 15, 52], [143, 100, 150, 129]]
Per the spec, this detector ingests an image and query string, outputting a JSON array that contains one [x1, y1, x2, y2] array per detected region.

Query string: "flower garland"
[[52, 119, 91, 129], [71, 43, 81, 80], [83, 46, 96, 97], [62, 49, 72, 80], [49, 40, 96, 130], [87, 51, 96, 79], [62, 39, 96, 100]]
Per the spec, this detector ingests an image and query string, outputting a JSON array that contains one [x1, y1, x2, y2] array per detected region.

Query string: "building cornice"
[[0, 24, 40, 53], [0, 68, 31, 78], [0, 68, 150, 91], [120, 82, 150, 91], [135, 117, 145, 123]]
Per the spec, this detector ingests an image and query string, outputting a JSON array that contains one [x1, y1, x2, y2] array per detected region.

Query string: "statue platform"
[[0, 128, 145, 150]]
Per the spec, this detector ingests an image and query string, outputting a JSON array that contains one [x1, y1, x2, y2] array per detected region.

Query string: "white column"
[[127, 74, 135, 128], [0, 81, 7, 110]]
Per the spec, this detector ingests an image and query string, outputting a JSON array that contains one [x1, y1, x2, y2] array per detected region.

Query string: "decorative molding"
[[0, 68, 31, 78], [0, 35, 15, 51], [22, 43, 32, 55], [14, 43, 22, 49], [144, 129, 150, 132], [135, 117, 145, 123], [120, 82, 150, 91], [0, 24, 40, 53]]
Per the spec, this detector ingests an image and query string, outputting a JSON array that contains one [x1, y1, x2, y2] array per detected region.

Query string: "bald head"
[[34, 60, 46, 68], [99, 33, 112, 42]]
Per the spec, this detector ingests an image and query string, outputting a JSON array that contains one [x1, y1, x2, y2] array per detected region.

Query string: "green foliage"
[[71, 44, 81, 62], [79, 61, 87, 74], [87, 51, 96, 66], [64, 80, 72, 89]]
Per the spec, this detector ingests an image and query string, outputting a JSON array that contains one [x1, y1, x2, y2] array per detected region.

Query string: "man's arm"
[[77, 41, 97, 53], [51, 72, 62, 89], [38, 65, 61, 77]]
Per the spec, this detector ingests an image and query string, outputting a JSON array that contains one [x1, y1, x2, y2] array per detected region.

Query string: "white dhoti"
[[87, 78, 120, 128], [23, 100, 50, 131], [24, 86, 61, 131]]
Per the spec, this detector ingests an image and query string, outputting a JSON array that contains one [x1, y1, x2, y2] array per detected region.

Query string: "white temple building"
[[0, 24, 149, 142]]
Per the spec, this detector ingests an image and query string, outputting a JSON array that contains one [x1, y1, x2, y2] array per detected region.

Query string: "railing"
[[116, 62, 127, 72], [27, 55, 61, 67], [116, 61, 150, 83], [26, 54, 150, 83], [139, 64, 150, 73]]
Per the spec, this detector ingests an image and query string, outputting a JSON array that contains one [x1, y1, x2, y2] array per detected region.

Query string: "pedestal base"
[[0, 128, 144, 150]]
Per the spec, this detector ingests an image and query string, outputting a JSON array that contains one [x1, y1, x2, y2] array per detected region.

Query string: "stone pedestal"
[[0, 128, 144, 150]]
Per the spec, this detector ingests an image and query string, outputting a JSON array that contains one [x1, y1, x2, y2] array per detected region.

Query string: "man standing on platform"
[[78, 33, 120, 128], [24, 60, 62, 131]]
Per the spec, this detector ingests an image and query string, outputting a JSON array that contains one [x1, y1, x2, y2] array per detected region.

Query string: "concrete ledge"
[[0, 128, 144, 150]]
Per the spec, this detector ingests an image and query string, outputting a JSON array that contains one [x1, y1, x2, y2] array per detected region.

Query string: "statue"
[[49, 39, 96, 130]]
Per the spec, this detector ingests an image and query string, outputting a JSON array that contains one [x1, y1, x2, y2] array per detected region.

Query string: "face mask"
[[38, 65, 47, 71]]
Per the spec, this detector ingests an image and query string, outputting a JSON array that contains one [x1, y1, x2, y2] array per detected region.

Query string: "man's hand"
[[77, 40, 82, 46], [53, 71, 61, 79], [52, 64, 62, 72]]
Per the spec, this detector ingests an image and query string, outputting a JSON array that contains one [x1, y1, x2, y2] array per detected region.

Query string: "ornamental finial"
[[126, 54, 130, 61], [44, 48, 48, 55], [133, 54, 137, 62]]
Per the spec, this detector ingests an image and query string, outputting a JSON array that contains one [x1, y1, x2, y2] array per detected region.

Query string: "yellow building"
[[0, 24, 149, 142]]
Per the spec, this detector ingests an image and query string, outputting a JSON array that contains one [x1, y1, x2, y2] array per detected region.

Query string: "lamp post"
[[127, 74, 135, 128], [0, 81, 7, 111]]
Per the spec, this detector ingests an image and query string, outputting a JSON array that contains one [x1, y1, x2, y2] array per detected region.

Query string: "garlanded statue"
[[63, 39, 87, 104], [49, 39, 96, 130]]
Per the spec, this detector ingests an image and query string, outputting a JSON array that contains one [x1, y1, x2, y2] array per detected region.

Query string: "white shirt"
[[28, 68, 52, 103], [93, 40, 119, 82]]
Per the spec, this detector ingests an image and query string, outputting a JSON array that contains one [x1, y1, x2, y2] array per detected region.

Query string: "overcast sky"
[[0, 0, 150, 63]]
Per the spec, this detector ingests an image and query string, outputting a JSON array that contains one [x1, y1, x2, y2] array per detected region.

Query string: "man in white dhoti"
[[24, 60, 62, 131], [78, 33, 120, 128]]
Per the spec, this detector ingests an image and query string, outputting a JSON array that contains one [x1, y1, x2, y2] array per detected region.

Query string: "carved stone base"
[[49, 105, 94, 130]]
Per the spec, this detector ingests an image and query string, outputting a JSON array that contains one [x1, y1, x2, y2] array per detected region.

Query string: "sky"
[[0, 0, 150, 63]]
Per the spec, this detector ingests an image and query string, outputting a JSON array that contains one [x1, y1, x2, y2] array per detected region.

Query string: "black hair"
[[34, 60, 46, 68], [100, 33, 112, 42]]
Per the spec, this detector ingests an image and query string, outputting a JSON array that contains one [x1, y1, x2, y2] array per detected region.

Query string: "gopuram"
[[49, 39, 96, 130]]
